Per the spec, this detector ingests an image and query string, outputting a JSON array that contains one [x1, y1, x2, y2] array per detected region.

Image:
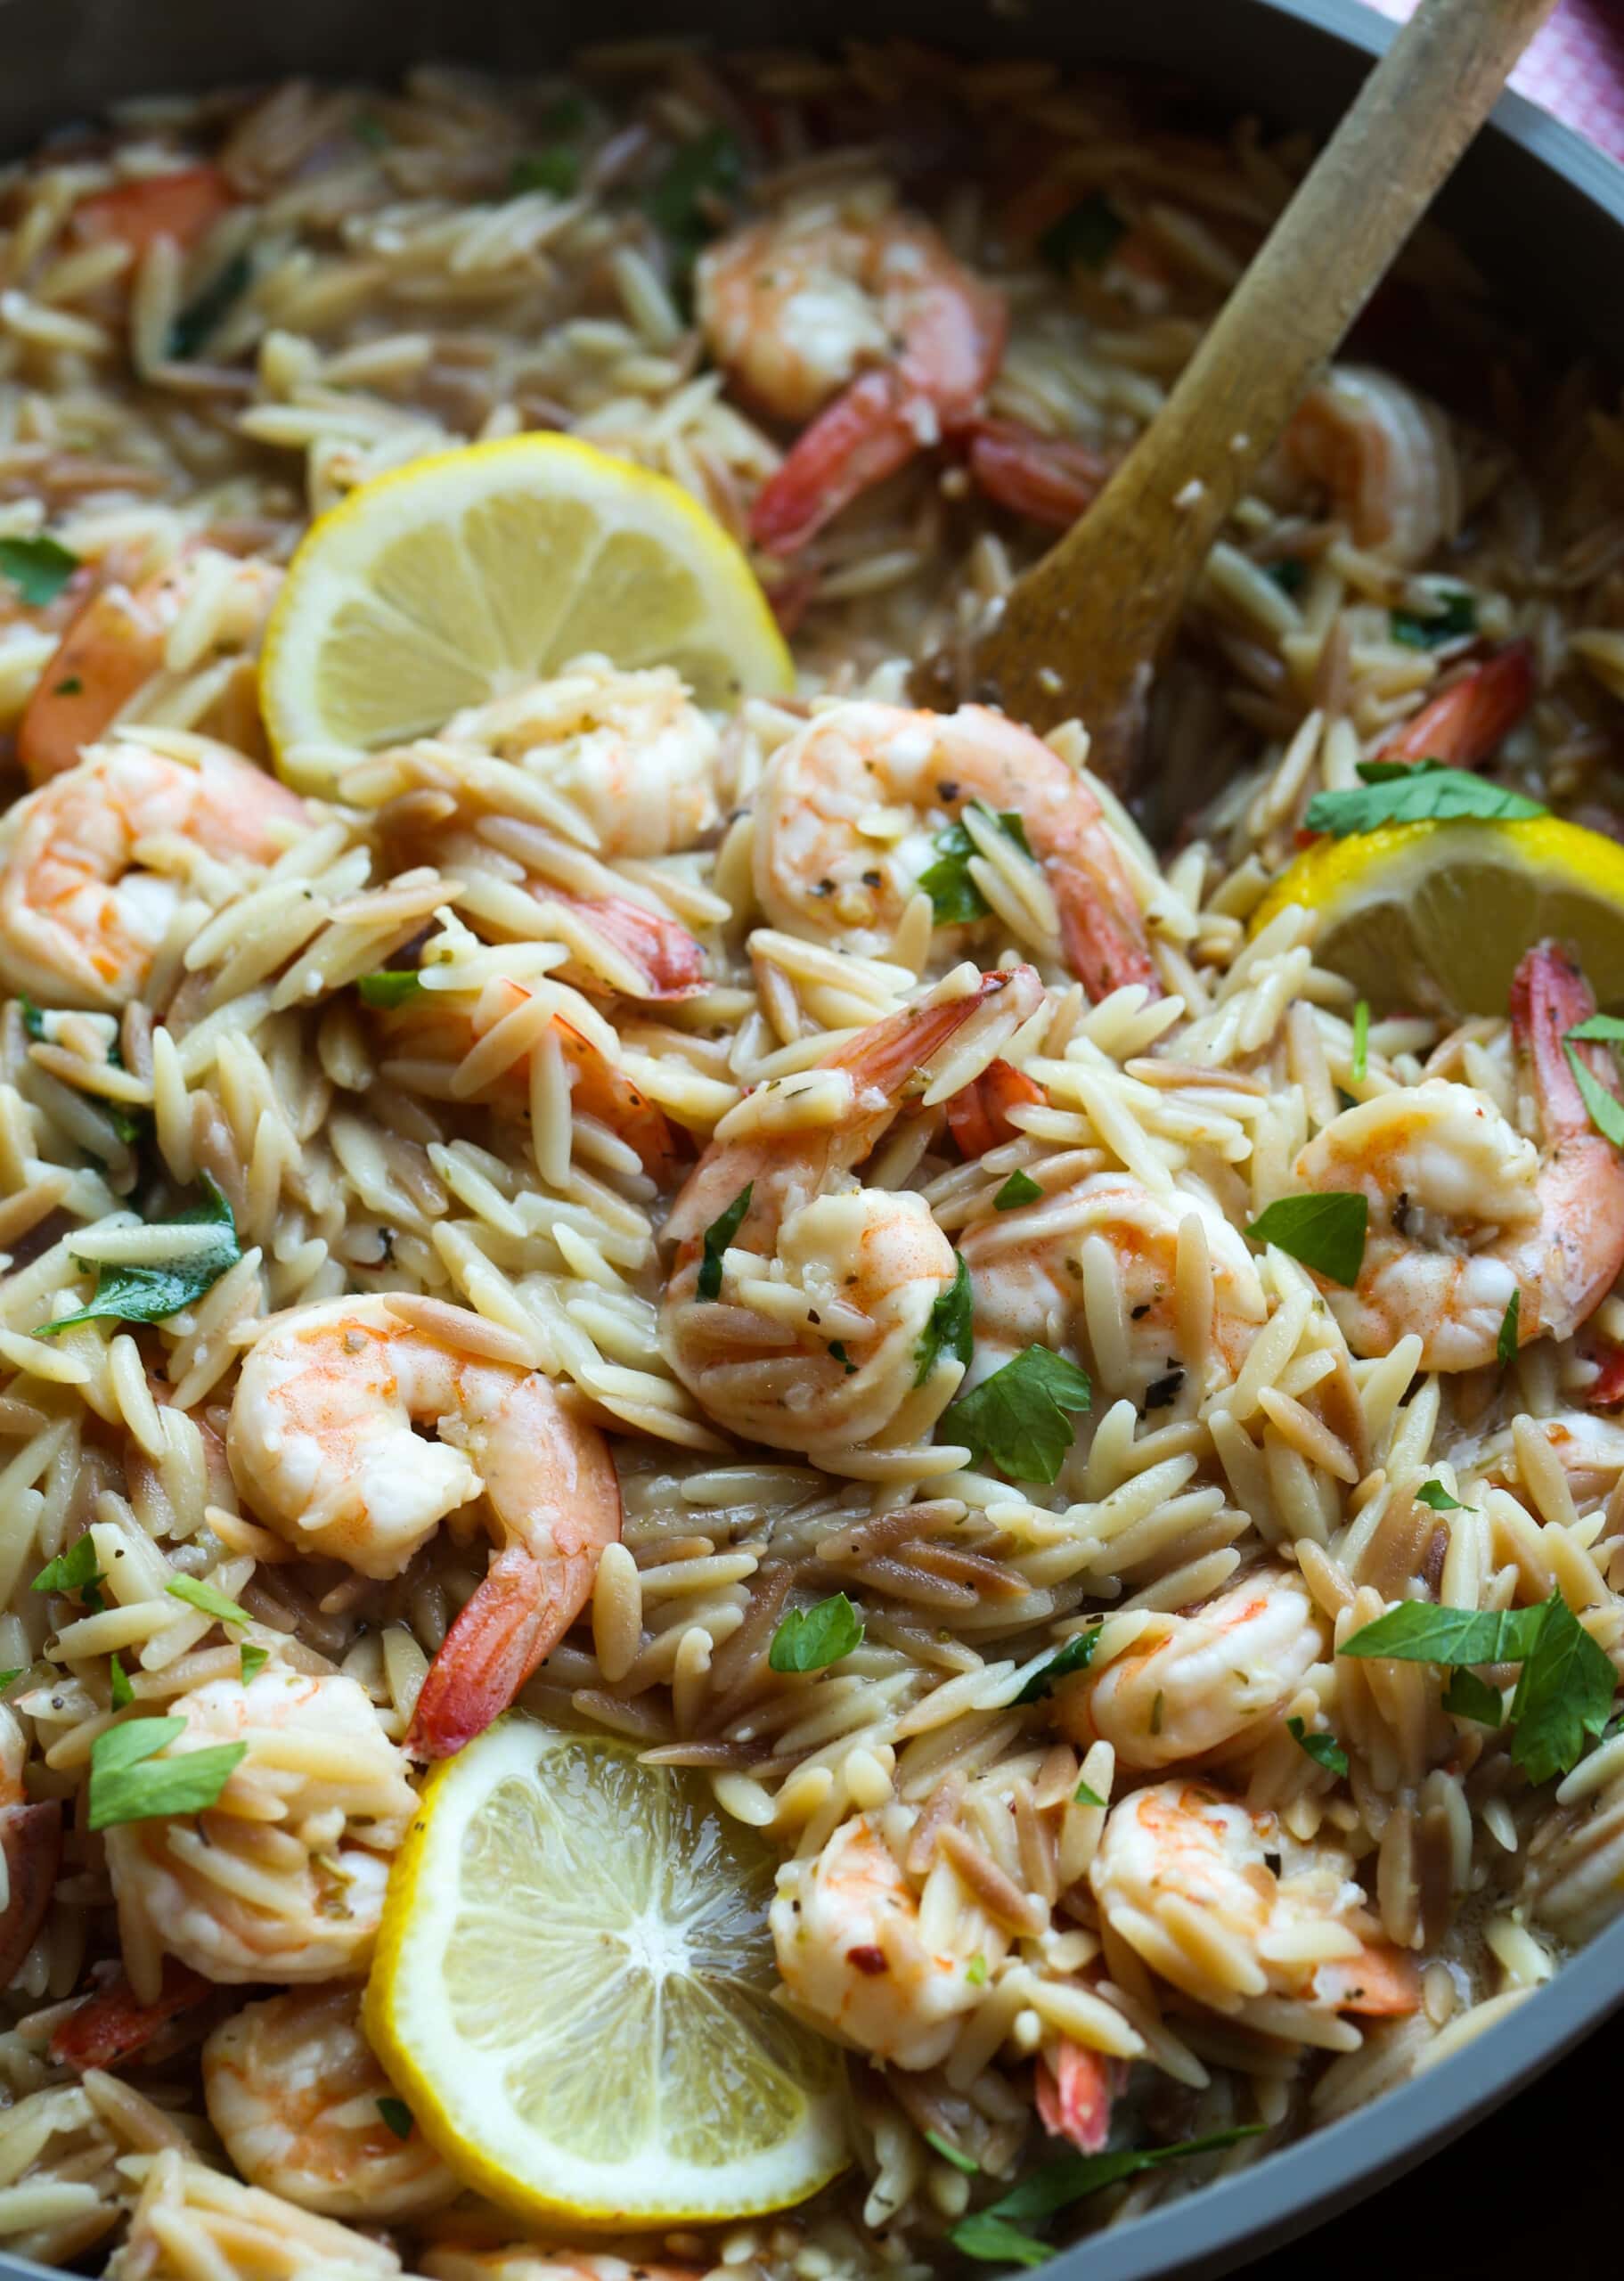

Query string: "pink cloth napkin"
[[1359, 0, 1624, 162]]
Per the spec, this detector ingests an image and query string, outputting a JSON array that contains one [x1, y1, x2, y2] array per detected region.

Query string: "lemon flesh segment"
[[363, 1721, 848, 2228], [260, 435, 794, 795], [1251, 815, 1624, 1018]]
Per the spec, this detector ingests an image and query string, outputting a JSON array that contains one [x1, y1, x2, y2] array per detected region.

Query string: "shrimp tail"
[[1376, 641, 1534, 769], [0, 1801, 61, 1986], [965, 421, 1110, 528], [407, 1541, 583, 1762], [944, 1058, 1044, 1157], [750, 369, 923, 557], [1510, 938, 1617, 1143], [1034, 2038, 1121, 2154], [49, 1958, 214, 2072]]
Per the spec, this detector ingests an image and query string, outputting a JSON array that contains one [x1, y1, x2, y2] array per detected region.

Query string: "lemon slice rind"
[[260, 435, 793, 796], [363, 1718, 847, 2228]]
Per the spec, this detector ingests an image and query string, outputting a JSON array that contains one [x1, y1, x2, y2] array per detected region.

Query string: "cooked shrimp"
[[202, 1987, 458, 2220], [103, 1668, 418, 1991], [227, 1295, 622, 1759], [0, 1706, 59, 1989], [19, 549, 281, 784], [0, 739, 306, 1010], [959, 1171, 1266, 1409], [753, 701, 1157, 999], [1056, 1566, 1326, 1770], [698, 207, 1007, 554], [1293, 943, 1624, 1370], [1090, 1780, 1419, 2020], [661, 966, 1042, 1457], [1375, 641, 1535, 769], [1282, 364, 1457, 568], [770, 1811, 1006, 2070]]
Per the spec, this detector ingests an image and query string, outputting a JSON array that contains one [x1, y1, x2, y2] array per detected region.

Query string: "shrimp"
[[0, 739, 306, 1010], [103, 1668, 418, 1991], [1055, 1566, 1327, 1770], [753, 701, 1157, 1000], [660, 966, 1043, 1457], [1089, 1780, 1419, 2021], [959, 1171, 1266, 1410], [1281, 364, 1457, 568], [1292, 943, 1624, 1370], [698, 208, 1007, 555], [0, 1707, 59, 1991], [202, 1987, 458, 2220], [770, 1811, 1006, 2070], [227, 1296, 622, 1760], [1375, 642, 1535, 769], [19, 550, 281, 785]]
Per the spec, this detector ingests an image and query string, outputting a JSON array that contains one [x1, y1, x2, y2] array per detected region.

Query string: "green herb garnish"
[[1244, 1191, 1367, 1286], [0, 535, 78, 607], [37, 1174, 240, 1334], [768, 1592, 864, 1675], [914, 1255, 973, 1385], [1303, 760, 1544, 840], [950, 1346, 1091, 1484], [86, 1716, 246, 1831], [697, 1181, 752, 1303]]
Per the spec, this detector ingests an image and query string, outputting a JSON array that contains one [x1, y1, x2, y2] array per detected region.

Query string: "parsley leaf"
[[510, 150, 578, 197], [1441, 1668, 1504, 1726], [166, 1574, 249, 1629], [86, 1716, 246, 1831], [240, 1641, 269, 1685], [1340, 1601, 1547, 1664], [1038, 191, 1128, 274], [995, 1169, 1043, 1210], [914, 1255, 973, 1385], [375, 2097, 414, 2140], [37, 1174, 240, 1334], [768, 1592, 864, 1675], [1416, 1480, 1471, 1512], [33, 1534, 103, 1598], [0, 535, 78, 607], [1390, 589, 1477, 649], [356, 970, 424, 1009], [1351, 998, 1369, 1083], [697, 1181, 752, 1303], [1073, 1778, 1106, 1807], [109, 1652, 134, 1710], [167, 250, 252, 360], [950, 1346, 1090, 1483], [1016, 1624, 1100, 1704], [1509, 1590, 1618, 1784], [1303, 760, 1545, 839], [643, 127, 745, 288], [1286, 1715, 1348, 1775], [926, 2130, 979, 2175], [918, 805, 1033, 926], [1498, 1288, 1521, 1366], [1244, 1192, 1367, 1286]]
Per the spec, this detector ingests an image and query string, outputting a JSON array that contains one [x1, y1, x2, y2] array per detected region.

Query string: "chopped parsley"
[[918, 805, 1033, 927], [768, 1592, 864, 1675], [1244, 1191, 1367, 1287], [0, 534, 78, 607], [86, 1715, 246, 1831], [696, 1182, 752, 1303], [949, 1346, 1091, 1484], [37, 1173, 240, 1335], [914, 1255, 973, 1385], [1303, 760, 1544, 839]]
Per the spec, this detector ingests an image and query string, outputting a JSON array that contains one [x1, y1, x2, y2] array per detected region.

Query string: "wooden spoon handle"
[[971, 0, 1558, 763]]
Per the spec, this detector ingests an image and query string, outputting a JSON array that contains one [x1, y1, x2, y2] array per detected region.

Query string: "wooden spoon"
[[955, 0, 1558, 783]]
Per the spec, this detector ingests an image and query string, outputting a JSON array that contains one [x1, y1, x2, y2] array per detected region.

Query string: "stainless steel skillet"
[[0, 1, 1620, 2274]]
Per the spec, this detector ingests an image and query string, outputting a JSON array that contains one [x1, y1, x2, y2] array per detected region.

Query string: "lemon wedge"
[[1251, 814, 1624, 1015], [363, 1719, 847, 2228], [260, 435, 793, 794]]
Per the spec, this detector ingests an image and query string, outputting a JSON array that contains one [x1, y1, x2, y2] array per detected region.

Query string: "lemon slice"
[[1251, 815, 1624, 1016], [363, 1719, 847, 2228], [260, 436, 793, 794]]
